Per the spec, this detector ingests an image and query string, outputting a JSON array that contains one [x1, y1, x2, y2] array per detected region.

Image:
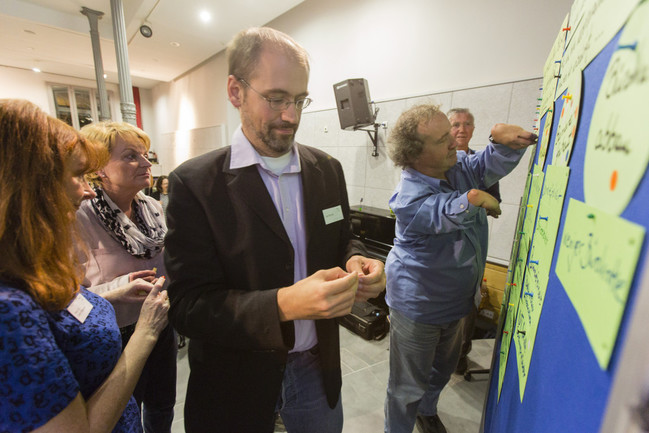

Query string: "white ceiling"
[[0, 0, 305, 88]]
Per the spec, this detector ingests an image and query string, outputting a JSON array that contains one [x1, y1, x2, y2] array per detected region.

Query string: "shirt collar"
[[404, 167, 445, 188], [230, 125, 301, 175]]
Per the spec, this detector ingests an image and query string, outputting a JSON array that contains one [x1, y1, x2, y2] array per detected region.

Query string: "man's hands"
[[345, 256, 386, 301], [276, 256, 386, 322], [468, 189, 501, 218], [277, 268, 359, 321], [491, 123, 538, 149]]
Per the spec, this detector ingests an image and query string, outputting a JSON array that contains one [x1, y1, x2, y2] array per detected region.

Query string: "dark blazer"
[[164, 143, 366, 432]]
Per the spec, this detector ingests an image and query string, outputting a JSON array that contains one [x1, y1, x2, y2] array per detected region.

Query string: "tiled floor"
[[171, 331, 494, 433]]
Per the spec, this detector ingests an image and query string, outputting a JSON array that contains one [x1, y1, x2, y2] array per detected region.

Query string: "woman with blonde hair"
[[77, 121, 176, 433], [0, 99, 169, 432]]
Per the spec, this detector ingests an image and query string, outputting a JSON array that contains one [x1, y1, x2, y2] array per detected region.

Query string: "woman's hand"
[[109, 278, 154, 303], [134, 277, 170, 339], [129, 268, 157, 283]]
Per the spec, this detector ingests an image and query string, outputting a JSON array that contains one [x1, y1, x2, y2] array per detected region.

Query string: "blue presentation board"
[[483, 5, 649, 432]]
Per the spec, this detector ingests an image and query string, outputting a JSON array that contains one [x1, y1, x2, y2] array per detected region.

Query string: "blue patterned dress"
[[0, 285, 141, 433]]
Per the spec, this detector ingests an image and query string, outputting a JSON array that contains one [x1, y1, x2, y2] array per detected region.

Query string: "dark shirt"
[[469, 148, 501, 202]]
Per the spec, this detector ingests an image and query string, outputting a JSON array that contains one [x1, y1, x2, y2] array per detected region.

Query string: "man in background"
[[164, 27, 385, 433], [384, 104, 536, 433], [447, 108, 501, 375]]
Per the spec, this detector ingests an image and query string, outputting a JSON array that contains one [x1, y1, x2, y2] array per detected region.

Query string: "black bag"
[[338, 301, 389, 341]]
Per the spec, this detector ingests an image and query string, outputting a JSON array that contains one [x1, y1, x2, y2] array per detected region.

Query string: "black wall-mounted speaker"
[[333, 78, 374, 130]]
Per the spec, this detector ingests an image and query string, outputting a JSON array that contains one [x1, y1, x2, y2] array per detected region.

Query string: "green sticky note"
[[507, 173, 533, 293], [583, 1, 649, 215], [556, 199, 645, 369], [530, 165, 571, 280], [513, 165, 545, 296], [498, 303, 517, 401], [514, 291, 532, 402], [537, 109, 553, 169], [516, 165, 571, 401], [552, 74, 581, 167]]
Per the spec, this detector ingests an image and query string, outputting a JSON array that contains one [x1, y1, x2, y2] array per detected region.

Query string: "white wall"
[[0, 66, 52, 111], [0, 65, 121, 116], [270, 0, 571, 111], [148, 55, 229, 175], [138, 87, 155, 132]]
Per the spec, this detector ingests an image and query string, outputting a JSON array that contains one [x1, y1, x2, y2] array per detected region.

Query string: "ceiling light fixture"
[[199, 10, 211, 23], [140, 24, 153, 38], [32, 67, 41, 73]]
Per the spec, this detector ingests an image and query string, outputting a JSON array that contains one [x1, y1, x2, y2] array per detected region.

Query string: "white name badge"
[[322, 205, 344, 225], [67, 292, 93, 324]]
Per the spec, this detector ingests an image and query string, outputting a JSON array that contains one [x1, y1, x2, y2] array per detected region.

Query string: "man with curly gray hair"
[[384, 104, 537, 433], [447, 107, 501, 376]]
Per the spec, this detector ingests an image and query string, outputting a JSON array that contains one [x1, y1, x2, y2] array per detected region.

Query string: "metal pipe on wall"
[[80, 7, 110, 122], [110, 0, 137, 125]]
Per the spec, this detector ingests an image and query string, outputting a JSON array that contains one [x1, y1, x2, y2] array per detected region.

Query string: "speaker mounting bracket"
[[354, 123, 380, 157]]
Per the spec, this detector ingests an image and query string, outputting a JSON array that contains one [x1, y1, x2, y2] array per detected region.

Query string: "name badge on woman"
[[67, 292, 93, 323]]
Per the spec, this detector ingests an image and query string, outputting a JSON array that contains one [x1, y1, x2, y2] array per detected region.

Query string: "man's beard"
[[239, 105, 298, 155], [251, 121, 298, 155]]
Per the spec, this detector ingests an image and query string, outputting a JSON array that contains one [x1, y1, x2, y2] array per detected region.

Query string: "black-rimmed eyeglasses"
[[237, 77, 312, 111]]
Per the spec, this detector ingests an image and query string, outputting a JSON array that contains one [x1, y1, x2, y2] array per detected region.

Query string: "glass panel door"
[[50, 85, 113, 129], [75, 89, 94, 128], [52, 86, 73, 126]]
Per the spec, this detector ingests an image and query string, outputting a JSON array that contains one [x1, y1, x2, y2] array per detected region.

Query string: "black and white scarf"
[[90, 187, 166, 259]]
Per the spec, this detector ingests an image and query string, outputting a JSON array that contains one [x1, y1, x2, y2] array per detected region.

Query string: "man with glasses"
[[164, 27, 386, 433], [447, 108, 501, 375]]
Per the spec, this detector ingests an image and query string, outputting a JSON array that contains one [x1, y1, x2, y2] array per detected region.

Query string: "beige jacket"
[[76, 197, 167, 327]]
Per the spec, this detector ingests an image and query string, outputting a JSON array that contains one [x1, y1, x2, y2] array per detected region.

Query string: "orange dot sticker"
[[610, 170, 618, 191]]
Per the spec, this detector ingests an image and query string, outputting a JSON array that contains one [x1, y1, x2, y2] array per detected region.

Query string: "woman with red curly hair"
[[0, 99, 169, 433]]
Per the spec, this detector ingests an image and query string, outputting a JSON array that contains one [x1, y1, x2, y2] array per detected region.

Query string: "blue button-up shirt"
[[385, 142, 526, 324], [230, 127, 317, 352]]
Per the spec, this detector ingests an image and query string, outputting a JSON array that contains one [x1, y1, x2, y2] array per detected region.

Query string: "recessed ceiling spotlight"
[[199, 10, 211, 23], [103, 74, 108, 79], [170, 41, 181, 47], [140, 24, 153, 38], [32, 67, 41, 73]]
